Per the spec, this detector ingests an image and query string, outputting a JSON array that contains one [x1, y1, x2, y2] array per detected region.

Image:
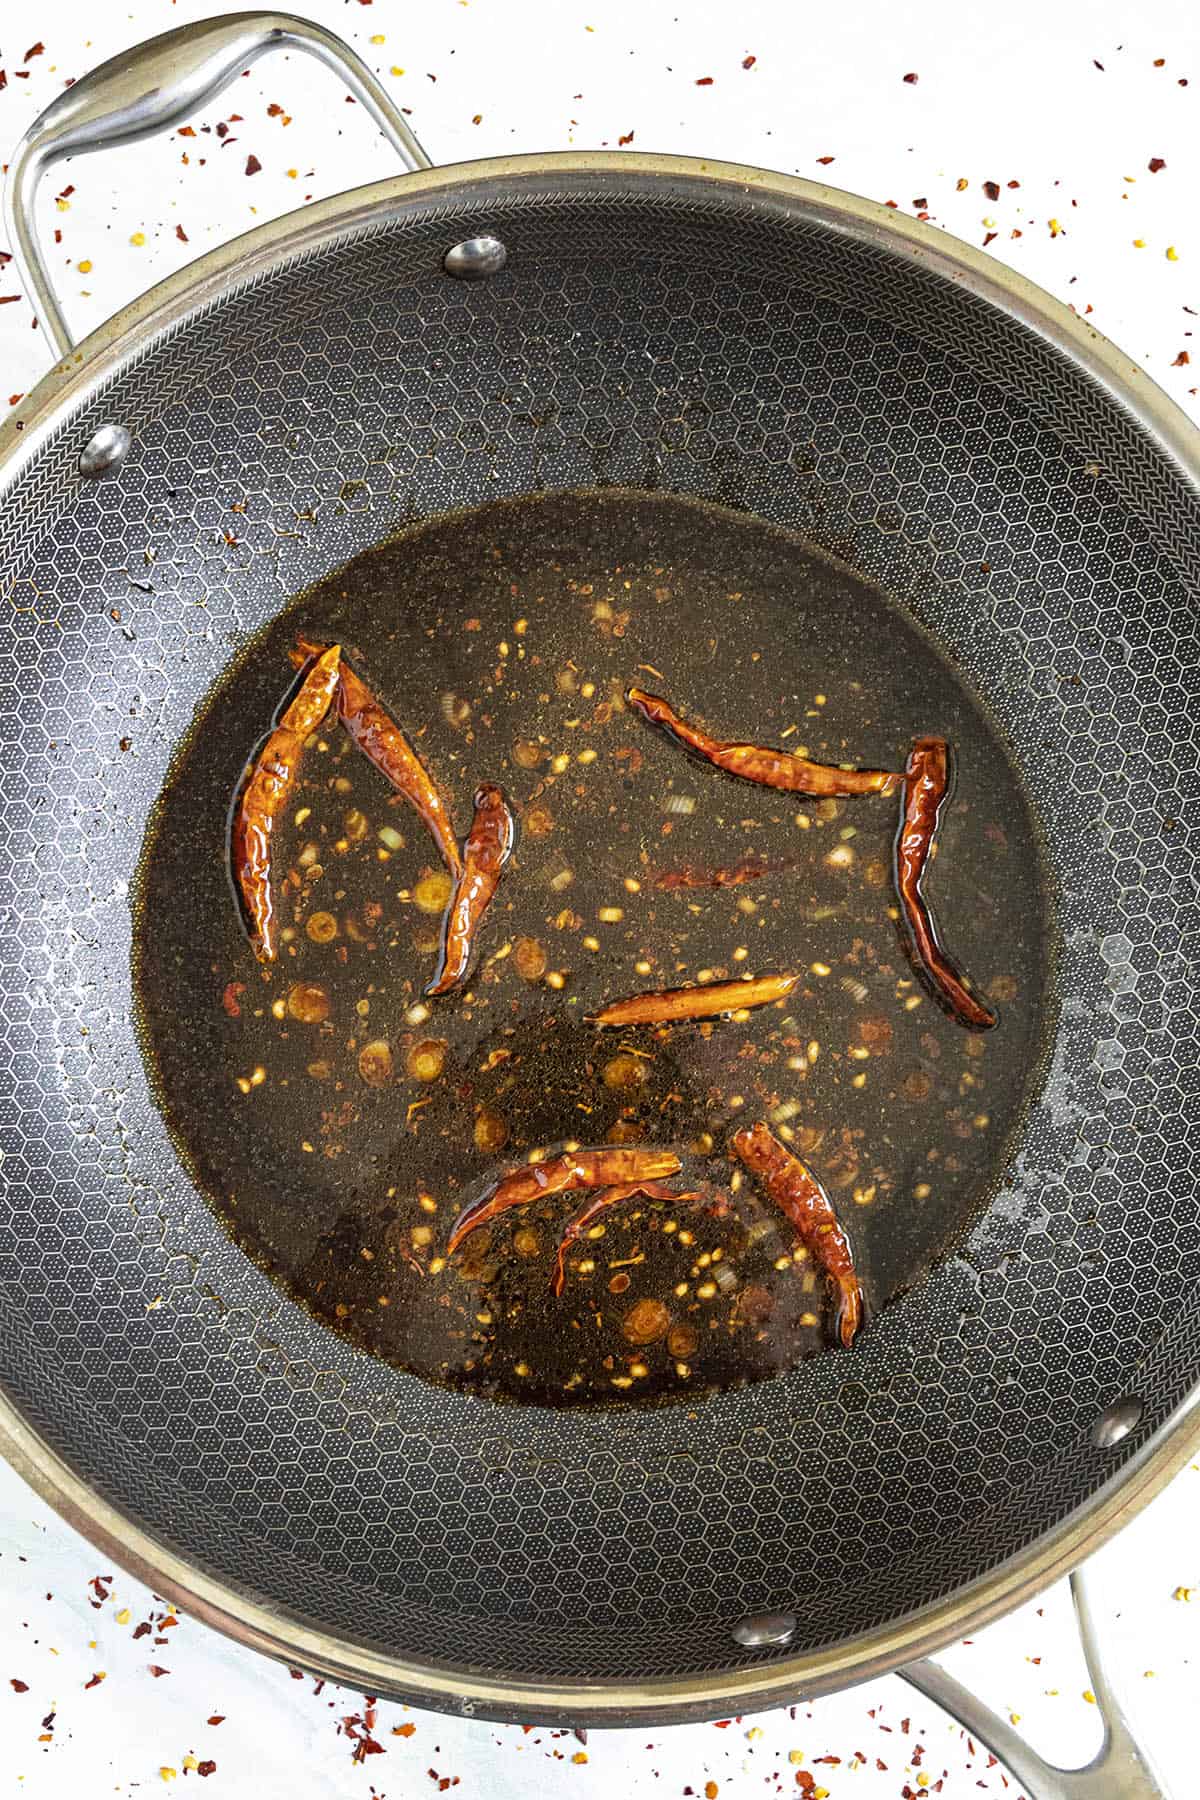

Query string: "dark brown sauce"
[[133, 491, 1056, 1408]]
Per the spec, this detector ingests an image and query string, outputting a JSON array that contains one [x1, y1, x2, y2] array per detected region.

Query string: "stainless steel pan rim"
[[2, 1355, 1198, 1721], [3, 149, 1198, 490], [1, 148, 1199, 1721]]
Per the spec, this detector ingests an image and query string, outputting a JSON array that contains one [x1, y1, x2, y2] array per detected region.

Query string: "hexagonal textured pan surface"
[[0, 164, 1197, 1719]]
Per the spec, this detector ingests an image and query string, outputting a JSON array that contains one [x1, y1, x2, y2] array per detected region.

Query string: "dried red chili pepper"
[[732, 1120, 863, 1348], [231, 644, 341, 961], [627, 686, 901, 796], [551, 1179, 699, 1295], [426, 782, 515, 997], [292, 638, 463, 879], [592, 972, 798, 1027], [447, 1146, 682, 1255], [651, 853, 799, 891], [894, 737, 997, 1030]]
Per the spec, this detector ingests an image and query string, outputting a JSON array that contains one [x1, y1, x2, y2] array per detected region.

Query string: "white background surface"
[[0, 1, 1197, 1793]]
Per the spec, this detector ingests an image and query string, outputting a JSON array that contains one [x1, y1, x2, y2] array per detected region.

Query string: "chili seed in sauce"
[[305, 910, 338, 944], [357, 1040, 394, 1087], [514, 936, 548, 980], [621, 1297, 671, 1345], [602, 1051, 649, 1091], [414, 871, 454, 915], [406, 1039, 447, 1081], [287, 981, 330, 1023], [473, 1108, 510, 1153]]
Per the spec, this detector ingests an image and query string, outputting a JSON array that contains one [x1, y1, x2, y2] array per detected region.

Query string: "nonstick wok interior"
[[0, 166, 1197, 1716]]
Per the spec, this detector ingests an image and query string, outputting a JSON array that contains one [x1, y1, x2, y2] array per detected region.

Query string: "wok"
[[1, 16, 1197, 1796]]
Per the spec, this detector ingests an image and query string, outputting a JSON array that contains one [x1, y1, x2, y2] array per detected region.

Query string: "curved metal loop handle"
[[2, 11, 433, 362], [899, 1567, 1170, 1800]]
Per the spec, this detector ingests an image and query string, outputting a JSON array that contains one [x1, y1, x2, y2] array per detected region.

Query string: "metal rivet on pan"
[[731, 1612, 798, 1650], [1090, 1395, 1144, 1448], [79, 424, 131, 478], [443, 235, 508, 279]]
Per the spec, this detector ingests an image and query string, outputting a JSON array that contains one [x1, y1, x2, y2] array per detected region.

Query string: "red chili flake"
[[57, 184, 75, 200], [132, 1622, 151, 1640], [245, 154, 262, 176], [1093, 59, 1105, 70], [1173, 351, 1191, 366], [0, 253, 11, 266], [207, 1715, 225, 1726], [618, 130, 635, 145], [118, 736, 132, 753], [53, 230, 62, 245], [176, 224, 189, 243], [198, 1765, 217, 1779], [472, 114, 482, 125], [884, 199, 899, 208], [795, 1775, 815, 1794], [1149, 156, 1166, 172], [695, 76, 714, 85], [148, 1663, 171, 1677], [0, 72, 7, 90], [267, 102, 284, 117], [88, 1576, 112, 1604], [216, 122, 230, 138], [902, 71, 919, 83], [983, 179, 1000, 201], [24, 41, 45, 61], [983, 231, 998, 246], [178, 126, 197, 137], [10, 1679, 28, 1692], [912, 196, 928, 208], [742, 55, 756, 69], [393, 1721, 416, 1737], [816, 155, 835, 165], [84, 1672, 105, 1689], [288, 1668, 304, 1680], [0, 297, 20, 306]]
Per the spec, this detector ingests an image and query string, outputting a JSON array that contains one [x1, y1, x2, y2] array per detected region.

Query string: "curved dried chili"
[[731, 1120, 863, 1348], [231, 644, 341, 961], [292, 637, 462, 879], [551, 1180, 699, 1295], [592, 972, 797, 1027], [894, 736, 997, 1030], [628, 686, 901, 797], [426, 782, 515, 997], [447, 1146, 682, 1256]]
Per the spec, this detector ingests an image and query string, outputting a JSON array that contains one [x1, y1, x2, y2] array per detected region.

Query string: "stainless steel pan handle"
[[2, 10, 432, 362], [899, 1568, 1169, 1800]]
